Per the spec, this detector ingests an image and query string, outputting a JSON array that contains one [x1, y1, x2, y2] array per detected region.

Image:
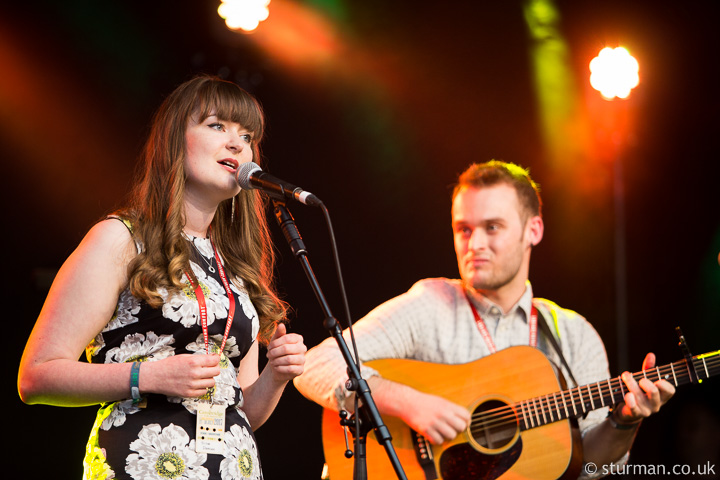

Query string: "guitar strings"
[[469, 355, 720, 433], [471, 362, 718, 433], [466, 354, 720, 435], [471, 355, 720, 432]]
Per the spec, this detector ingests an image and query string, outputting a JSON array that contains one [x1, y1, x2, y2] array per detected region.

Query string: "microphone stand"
[[271, 199, 408, 480]]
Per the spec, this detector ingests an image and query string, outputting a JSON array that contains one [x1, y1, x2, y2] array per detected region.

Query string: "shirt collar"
[[471, 281, 534, 322]]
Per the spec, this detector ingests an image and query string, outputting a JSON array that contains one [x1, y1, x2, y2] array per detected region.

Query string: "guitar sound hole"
[[470, 399, 518, 450]]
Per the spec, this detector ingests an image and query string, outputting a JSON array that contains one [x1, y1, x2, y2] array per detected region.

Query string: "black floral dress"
[[83, 230, 262, 480]]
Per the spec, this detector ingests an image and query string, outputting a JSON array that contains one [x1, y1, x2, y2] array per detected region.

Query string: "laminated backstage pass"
[[196, 402, 226, 454]]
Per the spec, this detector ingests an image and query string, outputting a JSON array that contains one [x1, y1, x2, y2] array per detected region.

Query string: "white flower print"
[[191, 236, 215, 259], [86, 291, 143, 358], [104, 331, 176, 364], [220, 424, 261, 480], [99, 332, 175, 429], [210, 249, 258, 342], [104, 290, 143, 332], [161, 262, 228, 328], [100, 399, 141, 431], [186, 333, 242, 359], [126, 424, 209, 480]]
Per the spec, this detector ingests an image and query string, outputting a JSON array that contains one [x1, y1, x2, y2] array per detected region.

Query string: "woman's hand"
[[236, 323, 307, 429], [141, 354, 221, 398], [265, 323, 306, 385]]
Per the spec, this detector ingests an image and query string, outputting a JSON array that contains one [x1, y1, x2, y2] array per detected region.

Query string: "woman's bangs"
[[195, 83, 264, 137]]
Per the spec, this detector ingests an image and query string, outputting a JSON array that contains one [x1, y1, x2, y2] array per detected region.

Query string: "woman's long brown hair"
[[116, 75, 285, 344]]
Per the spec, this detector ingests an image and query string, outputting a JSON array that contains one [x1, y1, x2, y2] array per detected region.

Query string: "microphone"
[[236, 162, 323, 207]]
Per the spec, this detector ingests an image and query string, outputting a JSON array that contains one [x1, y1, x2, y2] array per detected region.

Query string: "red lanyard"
[[464, 291, 537, 354], [185, 240, 236, 355]]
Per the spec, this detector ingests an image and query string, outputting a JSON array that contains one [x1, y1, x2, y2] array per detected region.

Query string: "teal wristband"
[[130, 361, 141, 404]]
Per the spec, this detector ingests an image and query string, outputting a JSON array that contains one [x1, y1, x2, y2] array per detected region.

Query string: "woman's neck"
[[183, 199, 217, 239]]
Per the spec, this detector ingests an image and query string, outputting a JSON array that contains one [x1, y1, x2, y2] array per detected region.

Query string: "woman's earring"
[[231, 196, 236, 224]]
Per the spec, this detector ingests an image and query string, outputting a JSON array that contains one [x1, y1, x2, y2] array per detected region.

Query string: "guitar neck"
[[511, 350, 720, 431]]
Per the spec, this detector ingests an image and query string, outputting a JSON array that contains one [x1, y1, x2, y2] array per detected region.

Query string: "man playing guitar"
[[294, 160, 675, 479]]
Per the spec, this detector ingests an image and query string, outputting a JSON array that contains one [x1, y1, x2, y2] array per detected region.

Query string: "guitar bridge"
[[411, 430, 438, 479]]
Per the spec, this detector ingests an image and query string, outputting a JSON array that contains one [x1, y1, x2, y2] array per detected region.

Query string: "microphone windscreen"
[[236, 162, 262, 190]]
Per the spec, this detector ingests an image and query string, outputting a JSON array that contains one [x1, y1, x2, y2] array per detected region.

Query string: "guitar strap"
[[535, 307, 580, 390], [464, 291, 577, 388], [535, 307, 588, 471]]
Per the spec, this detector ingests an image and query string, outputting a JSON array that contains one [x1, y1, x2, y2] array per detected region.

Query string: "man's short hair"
[[453, 160, 542, 220]]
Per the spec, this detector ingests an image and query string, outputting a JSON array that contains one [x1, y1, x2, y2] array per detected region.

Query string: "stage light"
[[589, 47, 639, 99], [218, 0, 270, 32]]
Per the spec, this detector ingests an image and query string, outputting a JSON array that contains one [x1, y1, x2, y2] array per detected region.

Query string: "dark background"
[[3, 0, 720, 478]]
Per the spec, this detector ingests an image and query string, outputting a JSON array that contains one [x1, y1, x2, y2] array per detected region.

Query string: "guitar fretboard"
[[471, 350, 720, 434]]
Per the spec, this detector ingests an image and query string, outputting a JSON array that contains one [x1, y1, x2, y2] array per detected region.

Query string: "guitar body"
[[322, 346, 575, 480]]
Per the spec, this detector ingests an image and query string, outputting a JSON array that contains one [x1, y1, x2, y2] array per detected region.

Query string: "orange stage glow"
[[584, 47, 640, 166], [238, 0, 342, 72], [0, 18, 130, 233]]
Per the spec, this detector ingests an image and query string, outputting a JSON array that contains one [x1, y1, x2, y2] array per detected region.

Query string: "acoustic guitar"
[[321, 345, 720, 480]]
